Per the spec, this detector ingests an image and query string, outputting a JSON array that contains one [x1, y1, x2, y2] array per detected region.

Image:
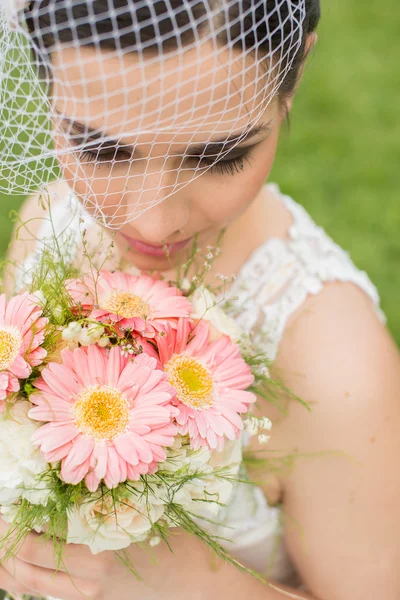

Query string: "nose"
[[123, 162, 191, 243]]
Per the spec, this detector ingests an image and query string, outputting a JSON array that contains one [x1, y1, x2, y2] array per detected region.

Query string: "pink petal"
[[104, 445, 121, 488], [126, 464, 141, 480], [41, 363, 80, 400], [28, 397, 73, 422], [9, 354, 31, 379], [106, 346, 123, 388], [128, 433, 153, 463], [0, 295, 6, 326], [148, 444, 167, 462], [85, 470, 101, 492], [186, 320, 210, 356], [27, 346, 47, 367], [142, 431, 175, 446], [91, 441, 108, 480], [63, 436, 95, 470], [113, 435, 139, 466], [34, 423, 79, 453], [118, 454, 128, 482], [45, 441, 74, 462], [61, 457, 90, 485]]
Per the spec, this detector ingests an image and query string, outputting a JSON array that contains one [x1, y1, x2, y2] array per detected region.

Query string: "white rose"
[[190, 287, 244, 343], [0, 401, 49, 506], [1, 503, 48, 534], [67, 486, 165, 554], [159, 437, 242, 518], [159, 437, 213, 474], [197, 439, 243, 516]]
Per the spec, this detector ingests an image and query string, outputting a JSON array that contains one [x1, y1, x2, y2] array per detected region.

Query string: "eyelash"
[[76, 147, 254, 176]]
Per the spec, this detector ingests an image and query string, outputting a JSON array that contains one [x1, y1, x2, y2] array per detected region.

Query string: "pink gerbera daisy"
[[67, 271, 192, 337], [0, 293, 48, 405], [29, 345, 178, 491], [157, 319, 256, 451]]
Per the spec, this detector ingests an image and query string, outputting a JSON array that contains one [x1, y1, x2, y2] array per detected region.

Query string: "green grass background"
[[1, 0, 399, 344]]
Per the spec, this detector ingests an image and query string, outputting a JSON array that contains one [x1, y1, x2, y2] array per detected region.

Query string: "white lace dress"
[[17, 182, 384, 587]]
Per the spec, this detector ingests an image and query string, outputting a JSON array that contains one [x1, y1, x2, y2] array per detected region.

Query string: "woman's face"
[[51, 44, 284, 272]]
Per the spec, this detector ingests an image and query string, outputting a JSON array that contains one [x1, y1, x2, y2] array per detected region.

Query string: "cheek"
[[193, 131, 279, 224]]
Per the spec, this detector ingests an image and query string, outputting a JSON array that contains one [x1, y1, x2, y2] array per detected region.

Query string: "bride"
[[1, 1, 400, 599]]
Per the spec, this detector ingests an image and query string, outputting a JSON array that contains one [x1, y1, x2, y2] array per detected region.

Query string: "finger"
[[3, 556, 98, 600], [19, 536, 112, 581], [0, 520, 107, 581], [0, 564, 32, 596]]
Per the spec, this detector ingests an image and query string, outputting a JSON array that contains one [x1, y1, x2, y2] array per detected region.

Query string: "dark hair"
[[25, 0, 320, 98]]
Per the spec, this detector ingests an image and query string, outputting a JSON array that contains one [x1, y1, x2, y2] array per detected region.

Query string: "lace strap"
[[227, 185, 385, 360]]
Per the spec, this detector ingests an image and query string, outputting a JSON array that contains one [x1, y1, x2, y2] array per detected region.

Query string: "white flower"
[[0, 401, 49, 506], [78, 324, 105, 346], [180, 278, 191, 292], [1, 503, 48, 533], [61, 321, 82, 341], [159, 437, 242, 518], [67, 486, 165, 554], [260, 417, 272, 431], [149, 536, 162, 547], [243, 416, 260, 437], [190, 287, 244, 343], [244, 415, 272, 437]]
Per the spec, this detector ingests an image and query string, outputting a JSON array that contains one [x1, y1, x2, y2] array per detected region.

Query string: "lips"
[[120, 232, 192, 258]]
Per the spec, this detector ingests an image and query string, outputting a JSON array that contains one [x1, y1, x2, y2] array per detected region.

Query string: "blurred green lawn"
[[0, 0, 399, 342]]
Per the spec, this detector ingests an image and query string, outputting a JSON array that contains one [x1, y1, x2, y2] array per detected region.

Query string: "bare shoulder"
[[271, 281, 399, 454], [4, 180, 71, 295], [253, 282, 400, 598]]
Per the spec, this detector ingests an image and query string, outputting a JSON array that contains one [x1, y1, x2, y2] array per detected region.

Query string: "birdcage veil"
[[0, 0, 306, 228]]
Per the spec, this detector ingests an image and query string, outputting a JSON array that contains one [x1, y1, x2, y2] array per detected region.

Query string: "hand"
[[0, 518, 218, 600], [0, 518, 112, 599], [0, 518, 320, 600]]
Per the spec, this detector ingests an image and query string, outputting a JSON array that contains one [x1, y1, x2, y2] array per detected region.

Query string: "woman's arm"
[[252, 282, 400, 600]]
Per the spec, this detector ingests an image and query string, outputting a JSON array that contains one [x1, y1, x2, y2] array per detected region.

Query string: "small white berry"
[[87, 323, 105, 340], [149, 536, 162, 547], [244, 416, 259, 437], [62, 321, 82, 341], [261, 417, 272, 431]]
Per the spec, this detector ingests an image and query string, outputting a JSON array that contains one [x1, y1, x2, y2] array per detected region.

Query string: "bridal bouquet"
[[0, 268, 272, 570]]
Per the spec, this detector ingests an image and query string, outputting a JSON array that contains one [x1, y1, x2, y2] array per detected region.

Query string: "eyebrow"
[[56, 113, 273, 158]]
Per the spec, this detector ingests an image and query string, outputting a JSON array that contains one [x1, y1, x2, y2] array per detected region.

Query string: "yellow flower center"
[[166, 355, 214, 410], [0, 327, 22, 371], [74, 385, 130, 441], [103, 292, 149, 319]]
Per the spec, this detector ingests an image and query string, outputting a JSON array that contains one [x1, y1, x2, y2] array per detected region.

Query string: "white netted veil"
[[0, 0, 306, 228]]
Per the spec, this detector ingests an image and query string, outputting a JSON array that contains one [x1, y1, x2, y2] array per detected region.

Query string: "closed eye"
[[77, 143, 132, 164], [76, 142, 256, 176], [192, 147, 255, 175]]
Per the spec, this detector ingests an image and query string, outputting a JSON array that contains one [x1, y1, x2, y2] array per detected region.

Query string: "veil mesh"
[[0, 0, 306, 228]]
